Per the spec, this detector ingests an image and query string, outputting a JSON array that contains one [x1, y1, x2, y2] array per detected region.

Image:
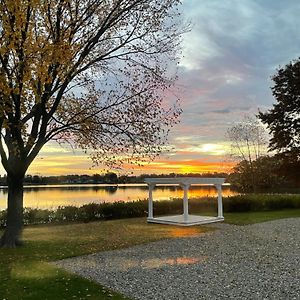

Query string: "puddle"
[[141, 256, 206, 269], [168, 227, 204, 238], [113, 256, 207, 271]]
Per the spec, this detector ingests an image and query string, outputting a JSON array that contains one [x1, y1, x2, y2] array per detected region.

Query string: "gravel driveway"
[[54, 218, 300, 300]]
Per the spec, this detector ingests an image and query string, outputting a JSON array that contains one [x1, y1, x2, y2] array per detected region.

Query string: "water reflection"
[[101, 256, 207, 271], [140, 257, 206, 269], [168, 227, 204, 238], [104, 185, 118, 194], [0, 184, 238, 210]]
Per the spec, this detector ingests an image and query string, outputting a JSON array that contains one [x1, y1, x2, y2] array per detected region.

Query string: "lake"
[[0, 184, 238, 210]]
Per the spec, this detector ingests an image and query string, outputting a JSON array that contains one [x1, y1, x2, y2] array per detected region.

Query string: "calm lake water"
[[0, 184, 238, 210]]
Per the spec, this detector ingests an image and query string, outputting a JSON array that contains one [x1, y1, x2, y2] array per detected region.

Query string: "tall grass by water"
[[1, 194, 300, 227]]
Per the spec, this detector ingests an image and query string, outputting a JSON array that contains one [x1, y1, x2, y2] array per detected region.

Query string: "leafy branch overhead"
[[0, 0, 185, 173]]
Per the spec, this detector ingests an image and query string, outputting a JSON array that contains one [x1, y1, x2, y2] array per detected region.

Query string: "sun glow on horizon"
[[0, 142, 235, 176]]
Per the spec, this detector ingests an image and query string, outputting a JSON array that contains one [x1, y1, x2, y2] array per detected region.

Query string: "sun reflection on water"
[[168, 227, 204, 238], [141, 257, 206, 269], [0, 184, 238, 210], [104, 256, 208, 271]]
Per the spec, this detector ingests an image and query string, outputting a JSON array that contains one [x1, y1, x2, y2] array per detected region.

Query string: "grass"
[[0, 218, 211, 300], [0, 209, 299, 299], [224, 208, 300, 225]]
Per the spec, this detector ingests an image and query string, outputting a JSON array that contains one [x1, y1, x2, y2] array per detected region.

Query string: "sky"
[[3, 0, 300, 176]]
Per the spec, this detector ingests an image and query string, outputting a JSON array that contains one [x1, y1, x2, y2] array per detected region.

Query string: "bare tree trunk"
[[249, 163, 256, 193], [0, 174, 24, 248]]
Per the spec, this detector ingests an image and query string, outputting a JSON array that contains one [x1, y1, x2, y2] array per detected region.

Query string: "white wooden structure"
[[145, 177, 225, 226]]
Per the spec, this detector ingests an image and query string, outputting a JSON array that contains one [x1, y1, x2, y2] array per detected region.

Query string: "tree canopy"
[[259, 58, 300, 157], [0, 0, 183, 173], [0, 0, 184, 247]]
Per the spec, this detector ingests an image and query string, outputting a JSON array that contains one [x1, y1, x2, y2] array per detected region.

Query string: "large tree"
[[259, 58, 300, 156], [0, 0, 184, 247]]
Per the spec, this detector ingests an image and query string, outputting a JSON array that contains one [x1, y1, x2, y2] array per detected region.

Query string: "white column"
[[148, 183, 155, 219], [181, 183, 190, 222], [215, 184, 223, 218]]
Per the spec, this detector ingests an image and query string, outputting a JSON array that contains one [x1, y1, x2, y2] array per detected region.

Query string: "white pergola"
[[145, 177, 225, 226]]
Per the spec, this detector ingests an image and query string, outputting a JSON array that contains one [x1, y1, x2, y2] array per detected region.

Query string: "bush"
[[223, 194, 300, 212], [100, 200, 148, 219], [153, 199, 182, 215], [55, 206, 80, 222], [80, 203, 104, 222], [23, 208, 54, 224]]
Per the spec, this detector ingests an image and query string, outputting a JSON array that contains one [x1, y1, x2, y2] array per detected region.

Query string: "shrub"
[[23, 208, 53, 224], [55, 206, 80, 222], [100, 200, 147, 219], [223, 194, 300, 212], [79, 203, 104, 222]]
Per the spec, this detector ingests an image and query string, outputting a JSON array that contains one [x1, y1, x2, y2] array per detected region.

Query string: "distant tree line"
[[27, 172, 229, 185], [0, 172, 230, 186], [1, 165, 299, 193]]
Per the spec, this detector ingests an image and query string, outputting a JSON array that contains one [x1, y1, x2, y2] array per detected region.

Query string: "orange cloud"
[[128, 159, 235, 175], [0, 140, 235, 176]]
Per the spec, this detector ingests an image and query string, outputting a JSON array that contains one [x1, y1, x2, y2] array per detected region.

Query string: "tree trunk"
[[0, 174, 24, 248]]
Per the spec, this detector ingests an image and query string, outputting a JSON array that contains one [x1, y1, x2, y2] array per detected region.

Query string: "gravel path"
[[54, 218, 300, 299]]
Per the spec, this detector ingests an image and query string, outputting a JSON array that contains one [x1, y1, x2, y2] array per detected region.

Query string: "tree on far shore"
[[0, 0, 184, 248]]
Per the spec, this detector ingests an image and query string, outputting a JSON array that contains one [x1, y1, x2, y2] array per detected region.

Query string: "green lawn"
[[0, 218, 210, 300], [0, 209, 299, 300], [224, 208, 300, 225]]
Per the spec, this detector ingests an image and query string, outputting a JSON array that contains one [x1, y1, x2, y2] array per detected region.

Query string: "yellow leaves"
[[0, 2, 33, 45], [0, 75, 11, 97], [0, 1, 79, 100], [2, 119, 9, 129], [0, 0, 183, 169]]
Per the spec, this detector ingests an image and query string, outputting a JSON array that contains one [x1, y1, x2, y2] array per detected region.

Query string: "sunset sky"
[[2, 0, 300, 176]]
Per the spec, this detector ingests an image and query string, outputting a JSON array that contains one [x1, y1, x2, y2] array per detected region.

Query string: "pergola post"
[[180, 183, 190, 222], [215, 184, 223, 218], [147, 183, 155, 219]]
